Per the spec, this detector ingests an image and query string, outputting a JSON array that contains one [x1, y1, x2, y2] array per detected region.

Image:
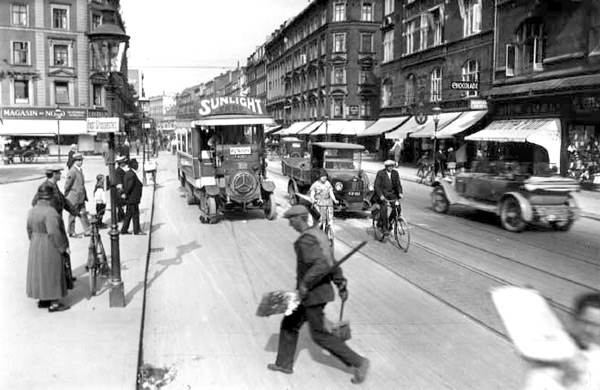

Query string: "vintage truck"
[[431, 158, 581, 232], [281, 142, 372, 213], [176, 97, 277, 223]]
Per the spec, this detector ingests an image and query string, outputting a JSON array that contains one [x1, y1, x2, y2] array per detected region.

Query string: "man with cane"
[[267, 205, 370, 384]]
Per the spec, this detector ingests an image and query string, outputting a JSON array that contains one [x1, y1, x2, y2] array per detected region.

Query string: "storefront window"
[[568, 125, 600, 185]]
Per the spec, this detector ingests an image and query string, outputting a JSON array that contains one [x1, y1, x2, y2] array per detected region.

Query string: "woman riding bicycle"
[[309, 168, 338, 228], [372, 160, 404, 236]]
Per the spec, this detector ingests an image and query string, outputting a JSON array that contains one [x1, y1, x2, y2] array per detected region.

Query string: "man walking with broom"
[[267, 205, 370, 384]]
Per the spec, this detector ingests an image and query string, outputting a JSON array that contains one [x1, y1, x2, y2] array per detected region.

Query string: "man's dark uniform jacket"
[[372, 168, 403, 203], [295, 226, 345, 306]]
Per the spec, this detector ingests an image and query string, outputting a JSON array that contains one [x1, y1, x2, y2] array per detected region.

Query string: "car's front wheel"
[[500, 197, 527, 232], [431, 186, 449, 214]]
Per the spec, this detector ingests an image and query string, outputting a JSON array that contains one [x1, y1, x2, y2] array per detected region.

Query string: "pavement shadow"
[[124, 240, 201, 306], [63, 263, 110, 307]]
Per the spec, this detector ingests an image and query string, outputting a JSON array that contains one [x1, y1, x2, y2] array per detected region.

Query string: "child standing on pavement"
[[94, 174, 107, 228]]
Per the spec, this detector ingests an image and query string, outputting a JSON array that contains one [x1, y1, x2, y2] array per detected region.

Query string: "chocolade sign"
[[450, 81, 479, 91]]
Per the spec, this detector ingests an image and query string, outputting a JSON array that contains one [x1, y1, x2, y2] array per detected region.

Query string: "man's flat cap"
[[283, 205, 309, 219], [45, 164, 64, 173], [72, 153, 84, 161], [384, 159, 396, 166]]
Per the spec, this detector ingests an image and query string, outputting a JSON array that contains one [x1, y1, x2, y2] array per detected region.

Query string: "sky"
[[120, 0, 311, 98]]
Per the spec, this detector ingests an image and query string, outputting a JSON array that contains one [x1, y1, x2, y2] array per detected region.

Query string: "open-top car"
[[431, 143, 580, 232], [281, 142, 372, 213]]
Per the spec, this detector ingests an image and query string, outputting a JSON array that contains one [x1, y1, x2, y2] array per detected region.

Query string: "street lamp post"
[[54, 106, 65, 163], [88, 17, 129, 308], [432, 106, 442, 178], [323, 115, 329, 142]]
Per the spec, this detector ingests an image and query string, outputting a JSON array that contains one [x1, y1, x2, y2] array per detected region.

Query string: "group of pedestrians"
[[25, 148, 146, 313]]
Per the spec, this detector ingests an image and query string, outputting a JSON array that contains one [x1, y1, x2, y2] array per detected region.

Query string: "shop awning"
[[0, 119, 89, 136], [407, 112, 463, 139], [310, 120, 374, 136], [296, 121, 323, 135], [465, 118, 560, 142], [435, 110, 488, 138], [264, 125, 283, 134], [358, 116, 410, 137], [488, 73, 600, 97], [275, 121, 312, 136]]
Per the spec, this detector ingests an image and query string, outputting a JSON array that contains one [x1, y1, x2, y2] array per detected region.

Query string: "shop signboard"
[[1, 107, 87, 120], [87, 117, 120, 133]]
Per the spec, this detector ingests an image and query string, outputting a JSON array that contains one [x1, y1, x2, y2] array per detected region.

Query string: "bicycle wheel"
[[372, 211, 385, 242], [423, 169, 435, 185], [416, 167, 425, 183], [394, 216, 411, 252]]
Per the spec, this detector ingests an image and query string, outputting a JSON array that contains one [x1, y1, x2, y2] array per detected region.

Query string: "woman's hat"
[[318, 168, 328, 178], [36, 183, 54, 200]]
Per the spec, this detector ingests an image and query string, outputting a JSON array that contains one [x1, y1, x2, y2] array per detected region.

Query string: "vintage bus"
[[176, 97, 276, 223]]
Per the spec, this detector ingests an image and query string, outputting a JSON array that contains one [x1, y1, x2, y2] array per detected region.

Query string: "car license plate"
[[230, 147, 251, 155], [348, 191, 361, 197], [238, 162, 247, 169]]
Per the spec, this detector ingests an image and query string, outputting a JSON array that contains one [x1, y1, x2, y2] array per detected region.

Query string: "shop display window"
[[567, 125, 600, 186]]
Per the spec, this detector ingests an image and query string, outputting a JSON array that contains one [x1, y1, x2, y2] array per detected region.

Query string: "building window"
[[333, 2, 346, 22], [359, 69, 371, 84], [13, 41, 29, 65], [92, 84, 103, 106], [53, 44, 69, 66], [55, 82, 69, 104], [14, 79, 30, 104], [362, 3, 373, 22], [419, 15, 429, 51], [360, 99, 372, 118], [383, 30, 394, 62], [514, 19, 545, 74], [333, 98, 344, 118], [462, 0, 481, 37], [320, 35, 326, 55], [461, 60, 479, 97], [381, 81, 392, 108], [52, 4, 70, 29], [332, 66, 346, 84], [431, 8, 443, 46], [11, 4, 28, 26], [384, 0, 394, 15], [405, 74, 416, 106], [92, 14, 102, 30], [333, 33, 346, 53], [360, 33, 373, 53], [405, 19, 417, 55], [430, 67, 442, 102]]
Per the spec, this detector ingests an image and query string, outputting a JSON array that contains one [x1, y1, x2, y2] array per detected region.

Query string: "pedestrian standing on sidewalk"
[[31, 165, 79, 288], [115, 155, 128, 222], [390, 138, 403, 166], [64, 153, 91, 238], [120, 159, 146, 235], [26, 183, 70, 312], [267, 205, 370, 384], [94, 174, 107, 228]]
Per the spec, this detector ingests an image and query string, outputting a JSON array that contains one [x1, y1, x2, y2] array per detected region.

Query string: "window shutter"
[[506, 44, 515, 77], [533, 37, 543, 71]]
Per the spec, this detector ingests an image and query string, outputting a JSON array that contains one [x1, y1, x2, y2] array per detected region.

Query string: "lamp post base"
[[109, 280, 126, 307]]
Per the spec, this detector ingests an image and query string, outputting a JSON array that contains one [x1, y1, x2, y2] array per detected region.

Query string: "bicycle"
[[86, 213, 109, 297], [310, 203, 335, 249], [371, 199, 411, 252], [416, 162, 435, 185]]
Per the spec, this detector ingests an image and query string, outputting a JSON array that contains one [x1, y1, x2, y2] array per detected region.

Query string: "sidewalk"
[[1, 154, 155, 390], [360, 160, 600, 221]]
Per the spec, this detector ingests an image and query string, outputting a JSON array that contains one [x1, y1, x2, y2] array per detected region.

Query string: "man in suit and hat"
[[115, 155, 128, 222], [267, 204, 370, 384], [120, 157, 145, 235], [372, 160, 404, 236], [64, 153, 91, 237]]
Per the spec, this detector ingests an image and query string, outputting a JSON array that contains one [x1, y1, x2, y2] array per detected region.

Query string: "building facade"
[[0, 0, 135, 156], [488, 0, 600, 179], [264, 0, 382, 127]]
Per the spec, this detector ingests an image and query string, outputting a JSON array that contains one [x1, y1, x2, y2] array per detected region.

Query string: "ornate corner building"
[[0, 0, 136, 156]]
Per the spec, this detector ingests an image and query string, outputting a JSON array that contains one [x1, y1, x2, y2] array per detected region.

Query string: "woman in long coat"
[[26, 183, 70, 312]]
